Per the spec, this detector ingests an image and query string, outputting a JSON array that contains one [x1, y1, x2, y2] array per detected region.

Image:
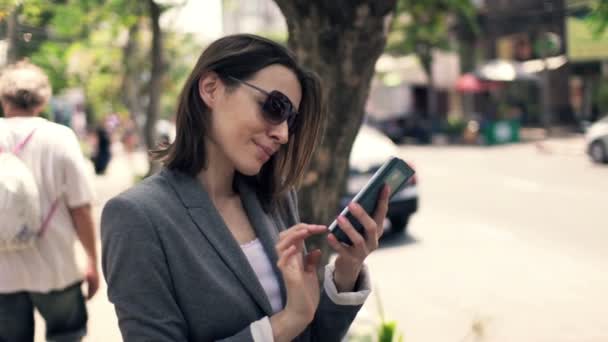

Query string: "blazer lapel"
[[162, 169, 274, 316], [236, 177, 288, 307]]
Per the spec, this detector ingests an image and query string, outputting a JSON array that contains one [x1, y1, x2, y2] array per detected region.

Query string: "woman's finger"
[[279, 223, 327, 239], [278, 223, 309, 239], [276, 224, 326, 252], [336, 216, 366, 248], [276, 229, 309, 253], [276, 245, 298, 269], [372, 185, 390, 236], [348, 202, 379, 245], [327, 233, 347, 254]]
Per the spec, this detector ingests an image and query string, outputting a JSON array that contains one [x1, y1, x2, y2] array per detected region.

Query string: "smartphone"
[[329, 156, 415, 245]]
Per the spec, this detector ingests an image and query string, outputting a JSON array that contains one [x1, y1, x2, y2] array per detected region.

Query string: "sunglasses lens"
[[263, 91, 297, 131]]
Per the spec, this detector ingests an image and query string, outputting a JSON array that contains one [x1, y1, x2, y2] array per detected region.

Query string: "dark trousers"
[[0, 282, 87, 342]]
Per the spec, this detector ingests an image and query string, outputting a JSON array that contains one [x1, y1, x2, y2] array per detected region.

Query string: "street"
[[33, 137, 608, 342], [352, 137, 608, 342]]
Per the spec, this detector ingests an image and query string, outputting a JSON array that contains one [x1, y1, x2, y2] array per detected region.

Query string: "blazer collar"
[[162, 168, 286, 315]]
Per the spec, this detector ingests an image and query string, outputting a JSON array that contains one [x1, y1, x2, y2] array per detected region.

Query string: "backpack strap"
[[0, 129, 37, 154], [38, 197, 61, 237], [12, 129, 37, 155], [7, 128, 58, 237]]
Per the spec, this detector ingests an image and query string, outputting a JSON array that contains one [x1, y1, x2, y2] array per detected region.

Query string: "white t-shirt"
[[240, 238, 283, 313], [0, 117, 95, 293]]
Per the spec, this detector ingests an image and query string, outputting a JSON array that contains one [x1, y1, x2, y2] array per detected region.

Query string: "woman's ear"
[[198, 71, 222, 109]]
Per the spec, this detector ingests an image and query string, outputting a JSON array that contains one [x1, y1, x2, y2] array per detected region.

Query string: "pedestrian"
[[101, 33, 390, 341], [91, 124, 111, 175], [0, 61, 99, 342]]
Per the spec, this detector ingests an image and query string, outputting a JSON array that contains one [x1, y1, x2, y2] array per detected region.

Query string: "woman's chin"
[[236, 162, 264, 176]]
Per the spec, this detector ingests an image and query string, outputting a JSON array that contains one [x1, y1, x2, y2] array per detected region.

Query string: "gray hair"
[[0, 61, 52, 111]]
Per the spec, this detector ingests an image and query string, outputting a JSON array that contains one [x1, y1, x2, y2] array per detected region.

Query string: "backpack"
[[0, 130, 58, 251]]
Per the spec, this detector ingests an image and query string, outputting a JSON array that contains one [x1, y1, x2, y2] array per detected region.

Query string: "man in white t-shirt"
[[0, 61, 99, 342]]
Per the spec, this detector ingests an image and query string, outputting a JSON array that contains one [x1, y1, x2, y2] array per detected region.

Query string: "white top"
[[241, 238, 283, 313], [241, 238, 372, 342], [0, 117, 95, 293]]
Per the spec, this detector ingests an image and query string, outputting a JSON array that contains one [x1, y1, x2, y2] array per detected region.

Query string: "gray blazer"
[[101, 168, 364, 341]]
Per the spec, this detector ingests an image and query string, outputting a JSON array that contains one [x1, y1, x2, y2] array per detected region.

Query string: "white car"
[[585, 116, 608, 164]]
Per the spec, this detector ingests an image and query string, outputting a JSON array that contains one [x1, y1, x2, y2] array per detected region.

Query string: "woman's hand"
[[327, 185, 390, 292], [271, 224, 326, 342]]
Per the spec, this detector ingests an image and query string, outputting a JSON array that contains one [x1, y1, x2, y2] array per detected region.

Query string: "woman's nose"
[[269, 120, 289, 144]]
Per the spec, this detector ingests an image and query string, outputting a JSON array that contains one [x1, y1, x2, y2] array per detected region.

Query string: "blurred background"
[[1, 0, 608, 341]]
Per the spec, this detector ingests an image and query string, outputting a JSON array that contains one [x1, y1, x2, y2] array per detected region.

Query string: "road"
[[350, 137, 608, 342]]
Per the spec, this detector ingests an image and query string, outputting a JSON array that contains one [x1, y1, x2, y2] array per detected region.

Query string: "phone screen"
[[386, 168, 407, 197]]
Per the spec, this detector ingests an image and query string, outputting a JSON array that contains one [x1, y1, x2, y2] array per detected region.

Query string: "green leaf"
[[378, 321, 397, 342], [589, 0, 608, 36]]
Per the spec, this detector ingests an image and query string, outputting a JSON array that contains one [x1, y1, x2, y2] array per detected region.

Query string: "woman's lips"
[[254, 142, 273, 161]]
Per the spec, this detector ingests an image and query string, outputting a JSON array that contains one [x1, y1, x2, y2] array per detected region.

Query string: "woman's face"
[[202, 64, 302, 176]]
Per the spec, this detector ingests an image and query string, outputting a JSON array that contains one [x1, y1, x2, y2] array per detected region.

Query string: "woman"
[[101, 34, 390, 342]]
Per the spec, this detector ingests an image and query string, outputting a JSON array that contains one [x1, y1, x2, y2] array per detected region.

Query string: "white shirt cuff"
[[250, 316, 274, 342], [323, 262, 371, 306]]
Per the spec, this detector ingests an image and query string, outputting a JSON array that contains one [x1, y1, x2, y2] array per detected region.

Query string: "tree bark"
[[420, 53, 437, 122], [121, 22, 144, 128], [145, 0, 164, 175], [6, 4, 21, 64], [273, 0, 397, 261]]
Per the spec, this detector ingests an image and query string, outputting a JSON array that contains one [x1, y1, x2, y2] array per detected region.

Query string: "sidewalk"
[[533, 136, 586, 156], [517, 127, 586, 156], [34, 146, 148, 342]]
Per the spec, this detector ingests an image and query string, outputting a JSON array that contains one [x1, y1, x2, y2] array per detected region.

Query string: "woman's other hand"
[[327, 184, 390, 292], [271, 223, 326, 342]]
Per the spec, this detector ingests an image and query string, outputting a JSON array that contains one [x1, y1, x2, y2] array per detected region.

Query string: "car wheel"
[[389, 215, 410, 234], [590, 140, 608, 164]]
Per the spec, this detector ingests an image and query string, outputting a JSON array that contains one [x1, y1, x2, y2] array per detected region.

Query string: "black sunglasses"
[[228, 76, 298, 132]]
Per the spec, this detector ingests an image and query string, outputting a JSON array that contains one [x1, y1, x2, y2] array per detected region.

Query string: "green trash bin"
[[483, 119, 520, 145]]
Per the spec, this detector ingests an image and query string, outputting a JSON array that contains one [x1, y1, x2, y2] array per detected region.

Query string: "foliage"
[[445, 114, 467, 136], [159, 30, 201, 119], [378, 321, 404, 342], [595, 78, 608, 115], [588, 0, 608, 36], [2, 1, 195, 123], [3, 1, 130, 120], [386, 0, 478, 73]]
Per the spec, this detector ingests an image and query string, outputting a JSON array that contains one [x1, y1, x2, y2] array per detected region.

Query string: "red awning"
[[455, 73, 502, 93]]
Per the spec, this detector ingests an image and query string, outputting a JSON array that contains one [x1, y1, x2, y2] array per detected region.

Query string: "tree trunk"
[[6, 4, 20, 64], [273, 1, 397, 263], [121, 22, 144, 129], [420, 53, 437, 123], [145, 0, 164, 175]]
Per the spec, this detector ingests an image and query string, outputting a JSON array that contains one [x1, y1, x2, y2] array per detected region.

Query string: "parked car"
[[367, 115, 432, 145], [585, 116, 608, 164], [341, 125, 419, 234]]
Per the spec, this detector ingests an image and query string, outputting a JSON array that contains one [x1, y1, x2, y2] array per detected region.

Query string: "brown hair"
[[0, 61, 52, 111], [151, 34, 324, 207]]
